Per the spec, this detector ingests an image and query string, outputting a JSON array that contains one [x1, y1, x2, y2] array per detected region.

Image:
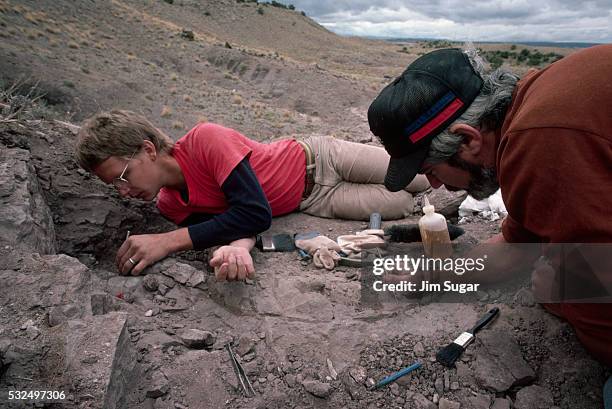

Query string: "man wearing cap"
[[368, 45, 612, 397]]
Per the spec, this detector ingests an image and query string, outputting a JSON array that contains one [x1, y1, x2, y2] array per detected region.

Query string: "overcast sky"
[[289, 0, 612, 43]]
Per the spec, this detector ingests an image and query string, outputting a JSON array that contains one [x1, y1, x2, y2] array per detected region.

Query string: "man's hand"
[[210, 245, 255, 281]]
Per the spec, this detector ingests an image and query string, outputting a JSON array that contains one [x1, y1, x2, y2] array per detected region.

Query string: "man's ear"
[[450, 123, 482, 160], [141, 140, 157, 161]]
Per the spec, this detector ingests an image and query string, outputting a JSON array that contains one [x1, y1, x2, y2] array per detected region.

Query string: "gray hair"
[[426, 45, 520, 164]]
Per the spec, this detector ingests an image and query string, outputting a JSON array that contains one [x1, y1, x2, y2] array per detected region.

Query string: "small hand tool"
[[436, 307, 500, 367], [225, 342, 255, 397], [373, 361, 422, 389]]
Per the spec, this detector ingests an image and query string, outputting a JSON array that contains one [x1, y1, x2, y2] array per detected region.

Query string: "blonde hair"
[[75, 110, 174, 171]]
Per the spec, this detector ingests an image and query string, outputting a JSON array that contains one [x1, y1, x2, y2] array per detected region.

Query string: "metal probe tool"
[[225, 342, 255, 397]]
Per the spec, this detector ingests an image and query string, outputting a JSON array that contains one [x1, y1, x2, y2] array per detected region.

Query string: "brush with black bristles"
[[436, 307, 500, 367], [384, 223, 465, 243]]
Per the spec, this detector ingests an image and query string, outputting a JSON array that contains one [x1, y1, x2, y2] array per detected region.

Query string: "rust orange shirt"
[[496, 45, 612, 366], [498, 45, 612, 244]]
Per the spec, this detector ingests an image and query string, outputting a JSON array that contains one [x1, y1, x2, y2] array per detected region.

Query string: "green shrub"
[[267, 1, 295, 9]]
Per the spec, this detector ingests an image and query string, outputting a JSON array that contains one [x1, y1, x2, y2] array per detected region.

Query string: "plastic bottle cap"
[[422, 195, 435, 214]]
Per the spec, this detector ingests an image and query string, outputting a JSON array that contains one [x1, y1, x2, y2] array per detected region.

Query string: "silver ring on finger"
[[128, 257, 137, 265]]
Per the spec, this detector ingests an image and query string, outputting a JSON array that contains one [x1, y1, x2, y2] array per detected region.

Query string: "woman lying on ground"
[[75, 110, 429, 280]]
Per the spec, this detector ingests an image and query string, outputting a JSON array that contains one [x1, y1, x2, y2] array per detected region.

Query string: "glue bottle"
[[418, 195, 452, 258]]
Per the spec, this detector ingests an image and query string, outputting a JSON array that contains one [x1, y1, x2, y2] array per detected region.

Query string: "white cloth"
[[458, 189, 507, 221]]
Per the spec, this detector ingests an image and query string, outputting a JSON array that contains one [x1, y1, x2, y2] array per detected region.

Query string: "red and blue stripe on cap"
[[403, 91, 464, 144]]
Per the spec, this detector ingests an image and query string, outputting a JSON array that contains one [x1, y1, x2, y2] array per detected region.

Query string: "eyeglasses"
[[112, 151, 137, 191]]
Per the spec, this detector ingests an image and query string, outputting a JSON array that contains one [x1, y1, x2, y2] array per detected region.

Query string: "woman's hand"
[[117, 233, 173, 275], [210, 245, 255, 281], [117, 229, 192, 276]]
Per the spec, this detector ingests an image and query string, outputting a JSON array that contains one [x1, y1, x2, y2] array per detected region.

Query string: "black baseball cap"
[[368, 48, 483, 192]]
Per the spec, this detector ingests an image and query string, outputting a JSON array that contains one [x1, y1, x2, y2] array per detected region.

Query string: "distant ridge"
[[362, 36, 601, 49]]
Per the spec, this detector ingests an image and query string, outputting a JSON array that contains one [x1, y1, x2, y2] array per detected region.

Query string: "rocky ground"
[[0, 115, 609, 409]]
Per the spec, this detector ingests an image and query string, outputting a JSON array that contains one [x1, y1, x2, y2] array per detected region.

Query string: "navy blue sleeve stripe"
[[182, 157, 272, 250]]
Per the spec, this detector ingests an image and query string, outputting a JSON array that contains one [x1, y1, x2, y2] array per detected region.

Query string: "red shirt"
[[157, 123, 305, 224]]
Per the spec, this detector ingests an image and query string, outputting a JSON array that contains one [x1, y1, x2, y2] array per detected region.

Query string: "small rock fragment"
[[26, 325, 40, 340], [301, 379, 332, 398], [439, 397, 460, 409], [285, 374, 296, 388], [513, 288, 535, 307], [345, 271, 357, 280], [491, 397, 511, 409], [514, 385, 554, 409], [326, 358, 338, 380], [465, 393, 491, 409], [122, 292, 135, 304], [162, 262, 196, 285], [186, 270, 206, 287], [413, 341, 425, 357], [21, 319, 34, 330], [143, 275, 159, 292], [180, 29, 194, 41], [389, 382, 400, 396], [81, 355, 98, 364], [242, 352, 256, 362], [236, 336, 255, 356], [473, 331, 535, 392], [146, 371, 169, 398], [158, 284, 170, 296], [349, 366, 367, 384], [48, 304, 80, 327], [412, 392, 436, 409], [434, 377, 444, 394], [178, 329, 215, 349], [365, 377, 375, 388]]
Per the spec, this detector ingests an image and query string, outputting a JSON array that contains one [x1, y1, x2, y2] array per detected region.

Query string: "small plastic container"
[[419, 196, 452, 258]]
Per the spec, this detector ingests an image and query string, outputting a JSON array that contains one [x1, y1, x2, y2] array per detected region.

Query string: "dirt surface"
[[0, 1, 608, 408], [0, 114, 608, 409]]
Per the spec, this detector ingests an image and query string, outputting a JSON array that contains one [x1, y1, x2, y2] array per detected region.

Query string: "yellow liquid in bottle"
[[420, 228, 453, 259]]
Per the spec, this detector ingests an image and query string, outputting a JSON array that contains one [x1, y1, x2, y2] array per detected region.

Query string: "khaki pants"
[[299, 136, 430, 221]]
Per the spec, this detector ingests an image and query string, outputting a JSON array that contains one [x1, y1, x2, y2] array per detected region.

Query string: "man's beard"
[[449, 155, 499, 200]]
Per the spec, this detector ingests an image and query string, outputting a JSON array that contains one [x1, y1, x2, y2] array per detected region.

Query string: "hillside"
[[0, 0, 573, 142], [0, 0, 422, 142]]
